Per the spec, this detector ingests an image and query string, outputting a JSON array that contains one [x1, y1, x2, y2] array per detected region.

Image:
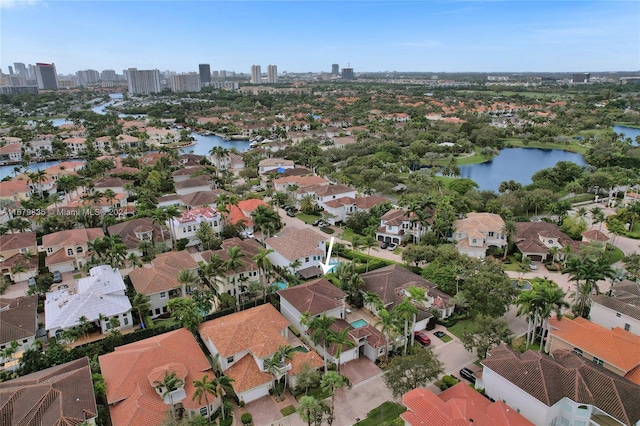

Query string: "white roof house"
[[45, 265, 134, 337]]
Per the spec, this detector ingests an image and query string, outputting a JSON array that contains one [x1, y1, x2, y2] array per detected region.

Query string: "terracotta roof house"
[[157, 193, 184, 209], [174, 177, 212, 196], [514, 221, 582, 262], [265, 226, 327, 276], [107, 217, 168, 254], [375, 208, 432, 245], [0, 232, 38, 282], [0, 251, 39, 283], [198, 304, 322, 403], [180, 189, 228, 209], [0, 357, 98, 425], [323, 195, 389, 225], [590, 280, 640, 337], [360, 264, 454, 323], [200, 238, 263, 300], [582, 229, 610, 244], [92, 176, 133, 194], [0, 178, 31, 201], [453, 212, 506, 258], [39, 228, 105, 272], [295, 183, 357, 210], [45, 265, 133, 338], [478, 344, 640, 426], [0, 142, 22, 164], [128, 250, 199, 318], [99, 328, 217, 425], [278, 278, 388, 365], [0, 295, 38, 371], [401, 383, 534, 426], [168, 207, 224, 247], [172, 165, 206, 183], [545, 316, 640, 385]]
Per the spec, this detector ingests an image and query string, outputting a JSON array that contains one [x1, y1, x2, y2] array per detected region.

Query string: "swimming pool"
[[326, 258, 341, 274], [350, 319, 368, 328], [271, 281, 288, 290]]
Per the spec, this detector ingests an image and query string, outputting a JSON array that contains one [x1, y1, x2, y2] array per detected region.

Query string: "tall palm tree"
[[405, 286, 428, 347], [265, 344, 296, 397], [153, 371, 185, 421], [361, 235, 377, 272], [502, 220, 518, 260], [590, 207, 606, 231], [192, 374, 217, 423], [177, 268, 200, 294], [326, 328, 355, 374], [225, 246, 246, 311], [537, 281, 569, 352], [211, 375, 234, 420], [251, 205, 281, 241], [302, 312, 335, 373], [151, 208, 168, 243], [320, 371, 346, 425], [131, 292, 151, 328], [298, 395, 321, 426], [392, 299, 418, 356], [375, 308, 397, 363], [252, 247, 274, 289]]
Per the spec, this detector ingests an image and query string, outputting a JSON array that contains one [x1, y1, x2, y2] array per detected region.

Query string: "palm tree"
[[326, 328, 355, 374], [252, 247, 274, 289], [375, 308, 397, 363], [590, 207, 606, 231], [405, 286, 428, 347], [153, 371, 185, 421], [502, 220, 518, 260], [0, 340, 19, 365], [225, 246, 246, 311], [151, 208, 168, 243], [392, 299, 418, 356], [301, 312, 335, 373], [192, 374, 217, 423], [251, 205, 281, 241], [131, 293, 151, 328], [265, 345, 296, 398], [211, 375, 234, 420], [320, 371, 346, 425], [177, 268, 200, 293], [77, 315, 92, 341], [536, 281, 569, 352], [299, 194, 318, 214], [298, 395, 321, 426], [361, 235, 377, 272]]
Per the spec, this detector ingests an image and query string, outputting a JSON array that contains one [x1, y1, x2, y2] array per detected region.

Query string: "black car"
[[380, 241, 389, 249], [286, 210, 296, 217], [284, 206, 297, 212], [434, 331, 445, 338], [459, 367, 476, 383]]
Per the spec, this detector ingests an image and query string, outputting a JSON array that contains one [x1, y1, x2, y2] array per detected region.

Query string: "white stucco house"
[[453, 212, 506, 258]]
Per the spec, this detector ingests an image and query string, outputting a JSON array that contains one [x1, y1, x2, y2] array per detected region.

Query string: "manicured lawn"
[[280, 405, 296, 417], [295, 212, 320, 224], [154, 318, 177, 328], [503, 137, 589, 154], [355, 401, 406, 426], [437, 333, 453, 343], [340, 228, 357, 243], [604, 245, 624, 264], [295, 386, 332, 402], [446, 319, 474, 340], [73, 273, 82, 279]]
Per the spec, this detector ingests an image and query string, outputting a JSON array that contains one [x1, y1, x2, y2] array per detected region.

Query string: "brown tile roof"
[[0, 232, 36, 252], [482, 345, 640, 425], [180, 189, 228, 207], [582, 229, 610, 242], [548, 317, 640, 376], [353, 196, 389, 210], [99, 329, 212, 426], [278, 278, 345, 316], [172, 165, 205, 177], [265, 227, 326, 261], [0, 295, 38, 344], [198, 304, 289, 359], [289, 351, 324, 376], [455, 212, 505, 234], [224, 353, 273, 394], [515, 221, 566, 241], [107, 217, 166, 250], [0, 179, 30, 197], [380, 208, 410, 226], [0, 252, 39, 271], [174, 176, 211, 190], [592, 281, 640, 321], [128, 250, 198, 295], [92, 176, 133, 188], [0, 357, 98, 425], [401, 382, 534, 426], [42, 228, 104, 248], [202, 238, 262, 275]]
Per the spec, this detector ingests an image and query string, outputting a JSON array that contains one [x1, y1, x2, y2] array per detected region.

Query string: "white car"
[[529, 261, 537, 270], [241, 231, 255, 239], [388, 243, 398, 251]]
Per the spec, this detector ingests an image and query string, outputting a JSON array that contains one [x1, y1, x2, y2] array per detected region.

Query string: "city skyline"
[[1, 1, 638, 74]]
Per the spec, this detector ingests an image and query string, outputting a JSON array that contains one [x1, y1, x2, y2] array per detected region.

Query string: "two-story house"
[[295, 184, 357, 210], [168, 207, 224, 247], [45, 265, 134, 338], [198, 304, 323, 404], [128, 251, 199, 318], [323, 195, 389, 226], [590, 280, 640, 337], [258, 158, 294, 175], [453, 212, 506, 258], [0, 295, 38, 371], [545, 316, 640, 385], [515, 221, 582, 262], [107, 217, 169, 255], [39, 228, 105, 272], [273, 175, 329, 193], [265, 227, 327, 277], [0, 143, 22, 164], [174, 177, 212, 196], [376, 209, 429, 245], [0, 233, 38, 282]]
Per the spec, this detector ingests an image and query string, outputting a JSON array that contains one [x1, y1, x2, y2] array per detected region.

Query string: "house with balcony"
[[0, 232, 38, 282], [39, 228, 105, 272], [323, 195, 389, 225], [0, 295, 38, 371], [545, 316, 640, 385], [0, 143, 22, 164], [265, 226, 327, 278], [590, 280, 640, 337], [376, 209, 429, 245], [258, 158, 294, 175], [107, 217, 168, 256], [0, 358, 98, 425], [198, 304, 323, 404], [477, 344, 640, 426], [128, 250, 199, 318], [453, 212, 506, 258], [514, 221, 582, 262], [45, 265, 134, 339], [295, 184, 357, 210], [99, 328, 217, 425], [167, 207, 224, 247]]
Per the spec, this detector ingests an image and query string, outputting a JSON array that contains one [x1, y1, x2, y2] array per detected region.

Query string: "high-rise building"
[[198, 64, 211, 84], [101, 69, 117, 81], [341, 67, 355, 80], [332, 64, 339, 75], [13, 62, 28, 77], [126, 68, 161, 95], [267, 65, 278, 84], [219, 70, 226, 78], [572, 73, 590, 83], [76, 69, 100, 86], [8, 66, 14, 75], [250, 65, 262, 84], [35, 63, 58, 90], [170, 73, 201, 92]]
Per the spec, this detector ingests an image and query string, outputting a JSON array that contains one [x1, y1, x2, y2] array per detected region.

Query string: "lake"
[[459, 148, 587, 192], [613, 124, 640, 145]]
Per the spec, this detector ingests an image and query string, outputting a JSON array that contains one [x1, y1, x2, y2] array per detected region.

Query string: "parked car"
[[53, 271, 62, 283], [240, 230, 255, 239], [286, 210, 296, 217], [251, 185, 265, 192], [459, 367, 476, 383], [414, 331, 431, 346], [434, 331, 446, 338], [529, 261, 537, 270], [313, 219, 328, 227], [28, 277, 37, 287], [387, 243, 398, 251], [380, 241, 389, 249]]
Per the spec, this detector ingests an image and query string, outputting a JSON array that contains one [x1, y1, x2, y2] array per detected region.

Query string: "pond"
[[613, 125, 640, 145], [458, 148, 587, 192]]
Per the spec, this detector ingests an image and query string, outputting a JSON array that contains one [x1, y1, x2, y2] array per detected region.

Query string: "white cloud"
[[0, 0, 45, 10]]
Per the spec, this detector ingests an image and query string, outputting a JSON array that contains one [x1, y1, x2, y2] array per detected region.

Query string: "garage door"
[[240, 382, 272, 404]]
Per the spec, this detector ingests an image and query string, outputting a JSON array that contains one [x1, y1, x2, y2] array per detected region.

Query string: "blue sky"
[[1, 0, 638, 74]]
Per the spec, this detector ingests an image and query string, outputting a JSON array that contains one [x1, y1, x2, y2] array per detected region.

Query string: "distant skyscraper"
[[341, 67, 355, 80], [126, 68, 161, 94], [267, 65, 278, 84], [198, 64, 211, 84], [250, 65, 262, 84], [101, 69, 117, 81], [170, 73, 201, 92], [76, 69, 100, 85], [35, 63, 58, 89], [8, 66, 14, 75], [13, 62, 28, 77], [332, 64, 339, 75], [219, 70, 226, 78]]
